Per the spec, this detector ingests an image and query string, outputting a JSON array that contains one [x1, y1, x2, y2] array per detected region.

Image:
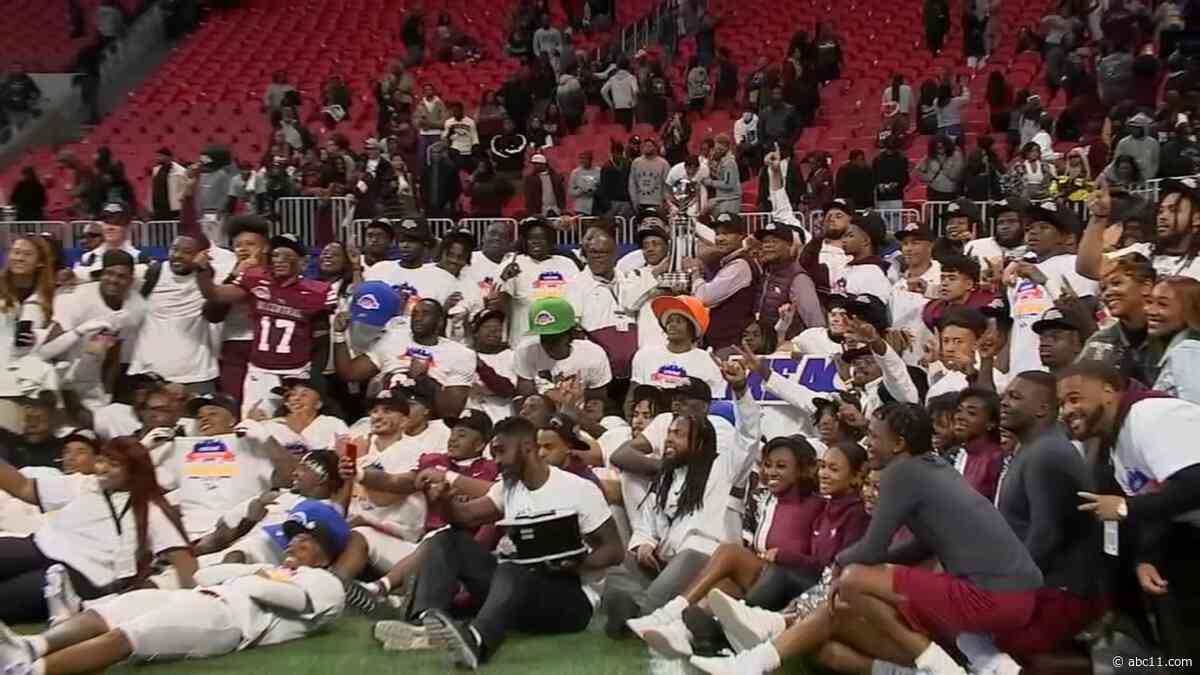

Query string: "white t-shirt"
[[1007, 253, 1099, 375], [835, 263, 893, 304], [162, 432, 279, 537], [34, 475, 189, 587], [200, 564, 345, 649], [498, 254, 580, 345], [52, 283, 147, 362], [363, 262, 462, 322], [1152, 253, 1200, 281], [486, 467, 612, 605], [464, 251, 504, 300], [261, 415, 350, 456], [564, 269, 636, 332], [127, 268, 218, 383], [630, 344, 725, 396], [365, 327, 476, 389], [512, 337, 613, 393], [470, 349, 516, 425], [1112, 399, 1200, 510], [353, 437, 430, 542], [790, 327, 844, 359]]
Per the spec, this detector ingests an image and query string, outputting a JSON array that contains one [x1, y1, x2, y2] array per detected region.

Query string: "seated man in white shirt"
[[513, 297, 613, 397], [565, 230, 639, 380], [254, 378, 349, 456], [630, 295, 726, 400], [0, 501, 349, 675], [833, 211, 892, 304]]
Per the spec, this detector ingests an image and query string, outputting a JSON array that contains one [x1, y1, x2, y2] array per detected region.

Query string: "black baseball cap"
[[269, 233, 307, 257], [365, 386, 410, 412], [395, 216, 434, 243], [1032, 307, 1084, 334], [397, 383, 437, 411], [441, 228, 477, 251], [365, 219, 395, 238], [101, 200, 130, 221], [990, 198, 1023, 218], [709, 212, 745, 234], [831, 293, 889, 332], [894, 221, 935, 242], [186, 393, 241, 419], [451, 409, 494, 440], [850, 210, 887, 250], [754, 222, 796, 243], [270, 377, 325, 398], [943, 198, 980, 223], [823, 198, 854, 216], [669, 377, 713, 404], [1024, 200, 1082, 236], [471, 308, 507, 331]]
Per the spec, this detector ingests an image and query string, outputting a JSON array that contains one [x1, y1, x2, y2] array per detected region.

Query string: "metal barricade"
[[458, 218, 519, 243], [878, 208, 921, 233], [274, 197, 353, 247], [0, 221, 72, 249], [740, 212, 772, 233], [340, 219, 374, 248], [922, 201, 953, 233], [139, 220, 181, 249]]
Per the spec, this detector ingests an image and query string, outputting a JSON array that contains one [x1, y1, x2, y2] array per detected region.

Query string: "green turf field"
[[23, 614, 814, 674]]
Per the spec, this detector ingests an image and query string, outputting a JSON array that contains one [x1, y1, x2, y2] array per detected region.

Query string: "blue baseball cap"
[[264, 500, 351, 559], [350, 281, 401, 327]]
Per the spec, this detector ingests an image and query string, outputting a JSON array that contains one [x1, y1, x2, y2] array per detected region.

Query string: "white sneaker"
[[970, 652, 1022, 675], [0, 622, 31, 670], [44, 563, 81, 626], [706, 588, 782, 653], [626, 601, 683, 638], [690, 652, 766, 675], [373, 620, 432, 651], [641, 620, 694, 658]]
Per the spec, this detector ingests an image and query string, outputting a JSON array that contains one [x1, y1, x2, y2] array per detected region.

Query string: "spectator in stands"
[[557, 69, 587, 134], [962, 135, 1006, 202], [499, 69, 534, 133], [524, 154, 566, 217], [882, 74, 914, 123], [533, 15, 564, 61], [467, 158, 511, 218], [1146, 276, 1200, 401], [191, 146, 236, 224], [0, 64, 42, 130], [95, 0, 125, 49], [985, 72, 1013, 134], [9, 167, 47, 222], [475, 90, 507, 147], [442, 102, 480, 172], [569, 151, 602, 216], [527, 114, 553, 150], [415, 85, 449, 168], [401, 8, 426, 65], [935, 76, 970, 142], [801, 152, 835, 210], [490, 117, 528, 182], [1050, 147, 1093, 204], [924, 0, 950, 54], [873, 135, 910, 214], [686, 57, 710, 115], [602, 57, 639, 132], [757, 143, 802, 213], [835, 150, 876, 210], [916, 134, 964, 202], [758, 87, 800, 153], [423, 143, 462, 219], [599, 139, 634, 217], [1097, 40, 1135, 108], [694, 3, 719, 67], [542, 104, 564, 144], [263, 71, 297, 117], [916, 79, 939, 135], [1102, 154, 1143, 191], [812, 22, 843, 84], [703, 135, 742, 217], [661, 112, 691, 168], [147, 148, 188, 221], [712, 48, 738, 112], [1115, 113, 1160, 181], [629, 139, 671, 212], [1006, 141, 1057, 200]]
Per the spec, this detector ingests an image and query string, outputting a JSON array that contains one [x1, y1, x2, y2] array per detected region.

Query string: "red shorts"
[[892, 566, 1038, 638], [994, 587, 1108, 657]]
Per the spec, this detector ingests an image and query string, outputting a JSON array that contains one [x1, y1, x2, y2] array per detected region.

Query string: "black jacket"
[[756, 159, 804, 211], [872, 151, 910, 202], [835, 163, 877, 209]]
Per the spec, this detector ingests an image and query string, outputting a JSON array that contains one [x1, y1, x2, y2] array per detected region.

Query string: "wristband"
[[332, 332, 347, 344], [445, 470, 462, 486]]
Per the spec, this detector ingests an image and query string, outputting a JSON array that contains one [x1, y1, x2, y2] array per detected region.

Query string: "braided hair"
[[646, 412, 718, 520]]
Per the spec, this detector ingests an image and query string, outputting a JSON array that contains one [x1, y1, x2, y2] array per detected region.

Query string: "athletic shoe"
[[423, 608, 481, 671], [690, 652, 766, 675], [344, 579, 383, 615], [373, 620, 432, 651], [0, 621, 32, 668], [44, 563, 81, 626], [641, 620, 694, 658], [706, 588, 783, 653], [627, 598, 685, 638]]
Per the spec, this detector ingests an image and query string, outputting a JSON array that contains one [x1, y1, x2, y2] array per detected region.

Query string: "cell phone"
[[14, 320, 33, 347], [345, 441, 358, 465]]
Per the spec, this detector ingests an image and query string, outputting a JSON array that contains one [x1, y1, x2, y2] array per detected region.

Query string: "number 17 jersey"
[[235, 270, 336, 371]]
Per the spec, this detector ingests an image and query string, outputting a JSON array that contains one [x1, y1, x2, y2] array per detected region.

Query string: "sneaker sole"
[[641, 627, 693, 659], [422, 611, 479, 671], [373, 620, 427, 647], [706, 589, 761, 654], [380, 637, 433, 651]]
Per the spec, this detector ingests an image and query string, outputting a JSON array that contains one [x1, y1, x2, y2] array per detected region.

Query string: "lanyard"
[[102, 491, 133, 536]]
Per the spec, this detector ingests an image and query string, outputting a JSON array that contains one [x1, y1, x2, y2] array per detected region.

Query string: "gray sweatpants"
[[602, 549, 710, 616]]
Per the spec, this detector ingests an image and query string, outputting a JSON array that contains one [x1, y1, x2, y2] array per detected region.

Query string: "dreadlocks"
[[645, 412, 718, 520]]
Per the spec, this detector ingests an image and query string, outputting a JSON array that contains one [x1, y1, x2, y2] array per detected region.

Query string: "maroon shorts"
[[892, 566, 1039, 638], [994, 588, 1108, 657]]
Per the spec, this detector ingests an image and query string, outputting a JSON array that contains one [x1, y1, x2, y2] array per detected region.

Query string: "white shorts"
[[241, 364, 310, 417], [354, 526, 419, 571], [92, 589, 242, 661]]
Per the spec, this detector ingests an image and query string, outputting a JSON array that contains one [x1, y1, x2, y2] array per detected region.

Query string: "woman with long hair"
[[1102, 154, 1144, 191], [0, 236, 58, 425], [1146, 276, 1200, 403], [916, 79, 940, 135], [1050, 147, 1093, 203], [0, 436, 194, 623], [985, 71, 1013, 132], [962, 135, 1006, 201], [916, 134, 964, 201], [1005, 141, 1057, 200]]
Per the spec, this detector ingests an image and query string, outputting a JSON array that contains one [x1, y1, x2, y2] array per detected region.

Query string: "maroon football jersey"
[[235, 270, 335, 370]]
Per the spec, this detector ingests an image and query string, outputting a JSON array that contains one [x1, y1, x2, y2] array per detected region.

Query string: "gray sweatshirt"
[[568, 166, 602, 215], [916, 152, 964, 194], [996, 424, 1103, 597], [628, 156, 670, 209], [706, 154, 742, 214], [1114, 135, 1160, 181], [837, 453, 1044, 592], [601, 70, 639, 110]]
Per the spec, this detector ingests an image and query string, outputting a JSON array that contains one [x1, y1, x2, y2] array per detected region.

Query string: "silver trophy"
[[659, 179, 699, 292]]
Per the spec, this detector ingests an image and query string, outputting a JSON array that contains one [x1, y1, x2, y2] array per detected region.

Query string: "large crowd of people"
[[2, 1, 1200, 675]]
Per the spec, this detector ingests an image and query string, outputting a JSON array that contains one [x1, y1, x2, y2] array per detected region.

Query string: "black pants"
[[614, 108, 634, 132], [409, 529, 593, 661], [1151, 524, 1200, 662], [743, 563, 819, 611], [0, 536, 103, 623]]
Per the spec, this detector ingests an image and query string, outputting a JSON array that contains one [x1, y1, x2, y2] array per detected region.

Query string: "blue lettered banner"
[[721, 356, 838, 403]]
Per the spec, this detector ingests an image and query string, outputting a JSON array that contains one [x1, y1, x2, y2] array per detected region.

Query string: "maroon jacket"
[[755, 488, 869, 571], [956, 437, 1006, 502], [522, 169, 566, 215], [922, 287, 997, 330]]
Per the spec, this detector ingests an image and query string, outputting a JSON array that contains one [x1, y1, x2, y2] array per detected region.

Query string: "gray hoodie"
[[601, 69, 639, 110]]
